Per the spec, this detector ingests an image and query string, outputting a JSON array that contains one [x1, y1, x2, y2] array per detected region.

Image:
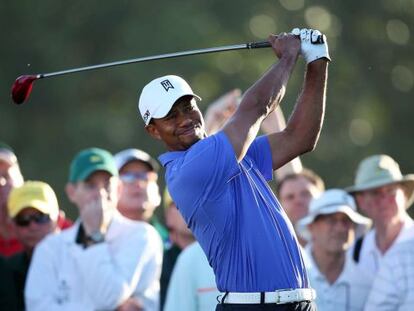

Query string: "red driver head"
[[11, 75, 38, 105]]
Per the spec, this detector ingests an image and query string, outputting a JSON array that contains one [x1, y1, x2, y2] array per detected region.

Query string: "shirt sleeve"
[[245, 135, 273, 181], [167, 131, 240, 219]]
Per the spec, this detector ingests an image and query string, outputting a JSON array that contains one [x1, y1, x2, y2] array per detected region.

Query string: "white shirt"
[[345, 216, 414, 310], [364, 239, 414, 311], [305, 246, 365, 311], [164, 242, 218, 311], [25, 212, 163, 311]]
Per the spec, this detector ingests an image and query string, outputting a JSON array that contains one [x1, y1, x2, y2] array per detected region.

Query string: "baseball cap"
[[69, 148, 118, 183], [8, 181, 59, 221], [114, 148, 159, 172], [346, 154, 414, 208], [297, 189, 371, 241], [138, 75, 201, 126]]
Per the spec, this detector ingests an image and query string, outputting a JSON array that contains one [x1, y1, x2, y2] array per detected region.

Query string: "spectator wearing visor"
[[114, 148, 168, 244], [297, 189, 371, 311], [2, 181, 59, 311]]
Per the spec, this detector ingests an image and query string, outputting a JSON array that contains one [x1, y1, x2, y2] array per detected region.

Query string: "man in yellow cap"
[[1, 181, 59, 311]]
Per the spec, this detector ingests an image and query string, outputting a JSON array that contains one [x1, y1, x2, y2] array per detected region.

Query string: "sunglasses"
[[120, 172, 155, 183], [14, 213, 51, 227]]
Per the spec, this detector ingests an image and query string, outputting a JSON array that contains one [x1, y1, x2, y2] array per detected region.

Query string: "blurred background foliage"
[[1, 0, 413, 219]]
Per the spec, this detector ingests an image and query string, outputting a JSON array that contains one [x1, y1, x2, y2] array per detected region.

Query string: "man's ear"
[[145, 124, 162, 140], [65, 183, 77, 204]]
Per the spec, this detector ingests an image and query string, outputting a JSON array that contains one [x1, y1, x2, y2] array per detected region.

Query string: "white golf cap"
[[114, 148, 159, 172], [138, 75, 201, 126], [297, 189, 372, 241]]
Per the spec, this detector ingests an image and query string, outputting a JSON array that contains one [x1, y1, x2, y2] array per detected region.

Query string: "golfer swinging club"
[[139, 28, 330, 310]]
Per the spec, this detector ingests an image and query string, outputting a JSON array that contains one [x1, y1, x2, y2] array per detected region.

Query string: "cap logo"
[[89, 155, 102, 163], [143, 110, 151, 123], [160, 79, 174, 92]]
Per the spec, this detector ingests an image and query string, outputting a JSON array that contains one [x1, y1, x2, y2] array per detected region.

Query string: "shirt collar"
[[158, 151, 184, 167]]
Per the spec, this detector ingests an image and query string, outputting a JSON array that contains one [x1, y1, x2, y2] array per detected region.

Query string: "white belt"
[[218, 288, 316, 304]]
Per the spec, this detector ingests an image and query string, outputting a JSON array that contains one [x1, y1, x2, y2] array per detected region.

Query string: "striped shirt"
[[364, 238, 414, 311], [346, 216, 414, 310]]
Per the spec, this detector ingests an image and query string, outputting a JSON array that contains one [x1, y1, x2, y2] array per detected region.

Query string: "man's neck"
[[311, 247, 345, 285], [375, 215, 406, 254]]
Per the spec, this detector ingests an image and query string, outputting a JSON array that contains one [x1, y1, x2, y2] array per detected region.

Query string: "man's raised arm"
[[222, 32, 300, 162], [267, 29, 330, 170]]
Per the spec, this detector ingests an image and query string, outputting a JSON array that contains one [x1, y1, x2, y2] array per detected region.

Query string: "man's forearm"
[[242, 54, 298, 118], [286, 60, 328, 152]]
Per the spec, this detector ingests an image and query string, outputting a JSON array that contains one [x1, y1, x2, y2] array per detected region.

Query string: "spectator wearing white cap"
[[345, 155, 414, 308], [114, 148, 169, 244], [297, 189, 371, 311]]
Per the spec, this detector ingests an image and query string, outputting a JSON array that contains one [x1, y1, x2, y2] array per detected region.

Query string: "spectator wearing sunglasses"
[[114, 148, 169, 245], [0, 143, 72, 258], [2, 181, 59, 311]]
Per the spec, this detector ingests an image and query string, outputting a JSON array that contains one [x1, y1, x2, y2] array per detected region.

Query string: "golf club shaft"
[[39, 40, 271, 79]]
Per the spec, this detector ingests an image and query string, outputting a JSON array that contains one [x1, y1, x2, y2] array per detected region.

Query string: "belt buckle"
[[274, 288, 292, 304], [275, 292, 281, 304]]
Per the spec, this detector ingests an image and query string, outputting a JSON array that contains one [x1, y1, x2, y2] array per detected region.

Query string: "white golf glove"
[[291, 28, 331, 63]]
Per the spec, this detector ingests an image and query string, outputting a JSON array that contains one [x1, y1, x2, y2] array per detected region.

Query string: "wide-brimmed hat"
[[297, 189, 372, 241], [346, 154, 414, 208]]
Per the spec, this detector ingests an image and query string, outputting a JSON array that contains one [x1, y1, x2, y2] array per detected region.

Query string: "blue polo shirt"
[[159, 131, 308, 292]]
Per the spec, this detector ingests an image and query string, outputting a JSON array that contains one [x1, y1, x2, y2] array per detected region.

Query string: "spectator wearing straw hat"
[[297, 189, 371, 311], [2, 181, 60, 311], [346, 154, 414, 308]]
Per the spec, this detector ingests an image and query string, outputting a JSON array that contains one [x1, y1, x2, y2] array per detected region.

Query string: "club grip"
[[247, 41, 271, 49]]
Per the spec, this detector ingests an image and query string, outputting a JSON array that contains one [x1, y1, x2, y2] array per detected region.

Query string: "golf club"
[[11, 40, 272, 105]]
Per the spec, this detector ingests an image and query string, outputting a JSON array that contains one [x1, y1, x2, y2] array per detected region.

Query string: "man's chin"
[[182, 138, 201, 150]]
